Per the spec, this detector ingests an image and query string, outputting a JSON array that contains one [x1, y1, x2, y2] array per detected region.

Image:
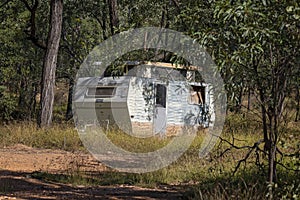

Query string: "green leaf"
[[286, 6, 294, 12]]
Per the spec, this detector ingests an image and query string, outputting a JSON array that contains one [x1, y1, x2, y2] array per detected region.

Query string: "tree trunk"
[[259, 88, 269, 145], [38, 0, 63, 128], [108, 0, 119, 35], [17, 65, 26, 109], [65, 77, 74, 120], [102, 1, 108, 40], [247, 88, 251, 112], [29, 83, 38, 120], [268, 143, 276, 200], [295, 87, 300, 122]]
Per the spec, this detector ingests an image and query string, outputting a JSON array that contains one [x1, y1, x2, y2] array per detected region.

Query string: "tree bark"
[[65, 77, 74, 120], [236, 87, 243, 113], [102, 2, 108, 40], [39, 0, 63, 127], [17, 65, 26, 109], [295, 87, 300, 122], [108, 0, 119, 35], [29, 83, 38, 120], [247, 88, 251, 112]]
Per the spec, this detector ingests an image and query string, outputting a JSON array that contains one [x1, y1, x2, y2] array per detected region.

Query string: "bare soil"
[[0, 144, 184, 200]]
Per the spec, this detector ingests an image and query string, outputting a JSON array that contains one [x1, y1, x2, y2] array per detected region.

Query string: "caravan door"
[[153, 84, 167, 135]]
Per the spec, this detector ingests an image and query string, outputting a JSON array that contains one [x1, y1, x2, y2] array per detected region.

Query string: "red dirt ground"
[[0, 144, 184, 200]]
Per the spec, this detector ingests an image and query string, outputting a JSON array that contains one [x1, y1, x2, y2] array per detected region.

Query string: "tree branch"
[[275, 161, 300, 172], [215, 134, 265, 175], [171, 0, 180, 12], [20, 0, 33, 11], [232, 140, 264, 175], [0, 0, 11, 9], [233, 147, 255, 175], [21, 0, 47, 50]]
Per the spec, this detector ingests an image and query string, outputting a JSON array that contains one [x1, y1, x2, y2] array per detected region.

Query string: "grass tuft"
[[0, 113, 299, 199]]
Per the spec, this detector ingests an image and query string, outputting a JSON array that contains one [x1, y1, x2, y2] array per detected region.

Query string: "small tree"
[[39, 0, 63, 127], [21, 0, 63, 127], [197, 0, 299, 198]]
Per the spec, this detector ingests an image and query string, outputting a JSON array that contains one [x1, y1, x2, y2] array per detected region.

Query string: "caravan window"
[[155, 84, 167, 108], [86, 87, 116, 98], [189, 85, 205, 105]]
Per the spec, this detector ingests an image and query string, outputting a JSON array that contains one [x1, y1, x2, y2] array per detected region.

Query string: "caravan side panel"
[[127, 77, 155, 135], [166, 82, 189, 125]]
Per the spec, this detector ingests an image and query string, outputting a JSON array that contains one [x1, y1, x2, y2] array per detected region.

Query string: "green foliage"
[[0, 86, 16, 121], [0, 0, 44, 120], [278, 179, 300, 200], [224, 112, 261, 134], [188, 170, 300, 200], [196, 0, 299, 113], [0, 1, 299, 198]]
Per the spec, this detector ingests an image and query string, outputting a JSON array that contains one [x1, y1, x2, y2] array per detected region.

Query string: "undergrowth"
[[0, 113, 299, 199]]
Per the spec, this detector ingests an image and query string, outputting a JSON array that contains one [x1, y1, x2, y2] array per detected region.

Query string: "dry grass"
[[0, 113, 299, 199], [0, 121, 82, 151]]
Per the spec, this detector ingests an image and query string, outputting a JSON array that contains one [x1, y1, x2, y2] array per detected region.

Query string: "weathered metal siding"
[[166, 82, 189, 125], [207, 84, 215, 126], [166, 82, 213, 127], [184, 83, 213, 127], [127, 77, 154, 123], [127, 80, 214, 127], [73, 76, 130, 127]]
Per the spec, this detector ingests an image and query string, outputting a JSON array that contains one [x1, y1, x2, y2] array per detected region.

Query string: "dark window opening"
[[155, 84, 166, 108], [189, 85, 205, 104], [179, 69, 187, 78], [86, 87, 116, 98], [125, 65, 135, 75]]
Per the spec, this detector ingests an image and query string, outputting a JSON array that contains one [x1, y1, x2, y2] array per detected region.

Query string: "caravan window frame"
[[86, 86, 116, 98], [188, 85, 206, 105]]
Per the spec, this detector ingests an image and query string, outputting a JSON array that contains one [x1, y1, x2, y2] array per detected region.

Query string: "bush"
[[0, 85, 16, 121]]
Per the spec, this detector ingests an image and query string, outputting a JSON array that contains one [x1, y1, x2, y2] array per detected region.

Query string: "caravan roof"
[[102, 61, 204, 82]]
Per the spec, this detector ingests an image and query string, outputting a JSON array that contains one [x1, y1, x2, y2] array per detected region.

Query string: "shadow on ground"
[[0, 170, 184, 200]]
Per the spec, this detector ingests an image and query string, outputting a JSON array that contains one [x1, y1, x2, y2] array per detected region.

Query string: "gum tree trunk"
[[39, 0, 63, 127], [108, 0, 119, 35], [295, 86, 300, 122], [65, 77, 74, 120]]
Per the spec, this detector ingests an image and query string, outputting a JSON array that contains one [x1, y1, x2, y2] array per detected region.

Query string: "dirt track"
[[0, 144, 184, 200]]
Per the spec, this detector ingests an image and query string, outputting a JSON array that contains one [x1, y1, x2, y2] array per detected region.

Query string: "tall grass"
[[0, 121, 82, 151], [0, 113, 299, 199]]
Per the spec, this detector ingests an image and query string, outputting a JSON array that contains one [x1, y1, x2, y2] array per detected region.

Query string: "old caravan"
[[73, 62, 215, 136]]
